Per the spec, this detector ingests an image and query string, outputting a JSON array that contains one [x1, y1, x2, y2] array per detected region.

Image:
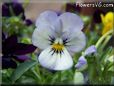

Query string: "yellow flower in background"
[[101, 12, 114, 35]]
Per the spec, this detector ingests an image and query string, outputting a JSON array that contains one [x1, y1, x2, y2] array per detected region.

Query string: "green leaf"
[[11, 60, 37, 82], [108, 66, 114, 72]]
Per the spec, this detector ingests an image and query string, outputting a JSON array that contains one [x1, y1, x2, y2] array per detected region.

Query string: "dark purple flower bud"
[[2, 2, 25, 20], [2, 56, 17, 69], [25, 19, 33, 26]]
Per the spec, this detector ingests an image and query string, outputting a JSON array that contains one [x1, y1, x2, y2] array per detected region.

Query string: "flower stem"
[[31, 68, 41, 80], [101, 35, 112, 50], [95, 29, 113, 49]]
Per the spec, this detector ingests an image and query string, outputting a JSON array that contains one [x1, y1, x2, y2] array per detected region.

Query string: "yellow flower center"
[[52, 43, 64, 52]]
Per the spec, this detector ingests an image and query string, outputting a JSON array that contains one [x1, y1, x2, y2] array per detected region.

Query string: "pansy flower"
[[75, 45, 97, 70], [2, 33, 36, 69], [32, 11, 86, 70], [101, 12, 114, 35]]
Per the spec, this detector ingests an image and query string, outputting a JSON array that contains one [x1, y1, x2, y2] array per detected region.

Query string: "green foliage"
[[10, 60, 37, 83]]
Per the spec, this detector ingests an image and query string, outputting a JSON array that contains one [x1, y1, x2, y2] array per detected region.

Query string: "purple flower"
[[75, 56, 87, 70], [84, 45, 97, 56], [2, 2, 25, 20], [2, 33, 36, 69], [2, 2, 33, 26], [75, 45, 97, 70], [32, 11, 86, 70]]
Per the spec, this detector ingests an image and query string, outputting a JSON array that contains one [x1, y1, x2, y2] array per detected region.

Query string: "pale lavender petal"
[[59, 12, 84, 31], [35, 11, 58, 27], [75, 56, 87, 69], [32, 24, 57, 49], [84, 45, 96, 55], [63, 29, 86, 55], [53, 19, 63, 37], [35, 11, 62, 38]]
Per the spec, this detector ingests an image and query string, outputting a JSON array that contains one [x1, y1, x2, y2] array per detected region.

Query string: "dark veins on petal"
[[50, 48, 64, 56], [48, 35, 55, 45]]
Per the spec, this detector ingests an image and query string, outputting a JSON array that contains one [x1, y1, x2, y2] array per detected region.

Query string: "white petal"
[[59, 12, 84, 31], [84, 45, 97, 55], [32, 24, 56, 49], [38, 47, 73, 70], [54, 48, 73, 70], [35, 11, 58, 27], [63, 29, 86, 55], [38, 47, 57, 69]]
